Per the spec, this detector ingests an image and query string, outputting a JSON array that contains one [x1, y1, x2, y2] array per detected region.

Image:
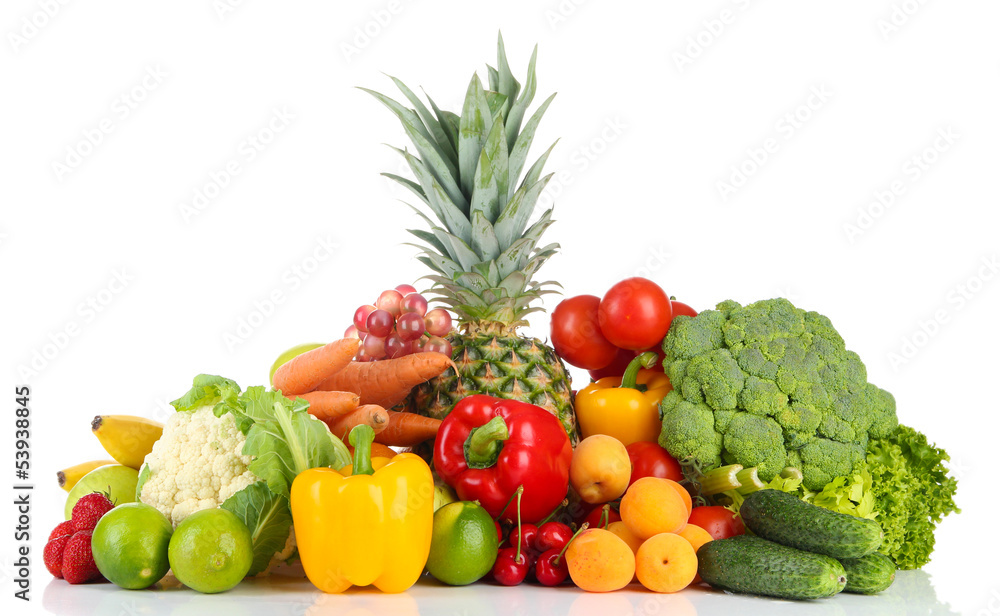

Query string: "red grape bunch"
[[347, 284, 453, 361]]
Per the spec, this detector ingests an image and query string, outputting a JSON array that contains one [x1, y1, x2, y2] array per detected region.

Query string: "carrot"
[[273, 338, 360, 396], [348, 441, 397, 460], [325, 404, 389, 441], [293, 391, 360, 421], [374, 411, 442, 447], [315, 352, 456, 408]]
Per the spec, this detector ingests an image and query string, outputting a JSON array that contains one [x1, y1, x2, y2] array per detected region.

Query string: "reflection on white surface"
[[40, 570, 958, 616]]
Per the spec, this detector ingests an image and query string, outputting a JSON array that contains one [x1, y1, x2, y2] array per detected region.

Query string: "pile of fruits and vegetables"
[[47, 34, 959, 602]]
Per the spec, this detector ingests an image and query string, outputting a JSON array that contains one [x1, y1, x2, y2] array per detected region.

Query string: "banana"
[[91, 415, 164, 470], [57, 459, 116, 492]]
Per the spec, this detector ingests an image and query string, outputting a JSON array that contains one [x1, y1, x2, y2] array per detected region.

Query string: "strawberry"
[[43, 534, 71, 578], [48, 520, 75, 541], [70, 492, 114, 532], [62, 530, 102, 584]]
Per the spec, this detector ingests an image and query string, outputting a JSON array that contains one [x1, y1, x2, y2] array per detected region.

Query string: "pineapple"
[[364, 34, 576, 440]]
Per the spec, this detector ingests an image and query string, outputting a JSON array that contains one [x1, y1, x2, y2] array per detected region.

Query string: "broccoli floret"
[[740, 376, 787, 417], [685, 349, 744, 411], [658, 298, 898, 491], [798, 438, 866, 490], [658, 391, 723, 467], [722, 414, 786, 480], [661, 309, 726, 360]]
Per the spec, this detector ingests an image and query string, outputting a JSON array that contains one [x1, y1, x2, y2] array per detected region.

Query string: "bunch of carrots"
[[272, 338, 453, 455]]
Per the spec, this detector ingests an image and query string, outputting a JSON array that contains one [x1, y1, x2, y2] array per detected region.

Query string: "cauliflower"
[[658, 298, 898, 490], [136, 374, 351, 577], [138, 406, 259, 525]]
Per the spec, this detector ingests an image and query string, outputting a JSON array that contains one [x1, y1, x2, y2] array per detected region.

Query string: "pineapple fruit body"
[[412, 323, 577, 442]]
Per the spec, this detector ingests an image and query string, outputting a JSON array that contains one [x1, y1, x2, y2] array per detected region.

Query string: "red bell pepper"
[[433, 395, 572, 524]]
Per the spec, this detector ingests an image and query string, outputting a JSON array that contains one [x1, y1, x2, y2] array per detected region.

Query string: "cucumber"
[[697, 535, 847, 600], [740, 489, 883, 559], [840, 552, 896, 594]]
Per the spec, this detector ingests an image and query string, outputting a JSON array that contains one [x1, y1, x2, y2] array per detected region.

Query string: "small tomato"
[[626, 442, 683, 487], [598, 278, 672, 350], [587, 347, 635, 381], [687, 506, 745, 540], [551, 295, 619, 370]]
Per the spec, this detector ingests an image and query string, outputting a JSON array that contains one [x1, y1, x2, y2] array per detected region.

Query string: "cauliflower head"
[[138, 405, 259, 526], [659, 298, 898, 490]]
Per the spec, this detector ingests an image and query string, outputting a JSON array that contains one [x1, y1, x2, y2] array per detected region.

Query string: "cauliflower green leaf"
[[221, 482, 293, 576]]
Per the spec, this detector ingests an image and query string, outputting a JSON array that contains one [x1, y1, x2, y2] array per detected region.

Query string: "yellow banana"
[[91, 415, 164, 470], [57, 459, 116, 492]]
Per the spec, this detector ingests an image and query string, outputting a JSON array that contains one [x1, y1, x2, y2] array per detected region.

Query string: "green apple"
[[269, 342, 325, 386], [64, 464, 139, 519]]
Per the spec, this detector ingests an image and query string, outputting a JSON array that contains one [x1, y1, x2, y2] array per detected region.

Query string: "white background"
[[2, 1, 998, 614]]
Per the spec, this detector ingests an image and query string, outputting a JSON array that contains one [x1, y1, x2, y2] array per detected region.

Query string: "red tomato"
[[587, 347, 635, 380], [687, 506, 745, 540], [670, 300, 697, 320], [581, 504, 621, 529], [551, 295, 619, 370], [598, 278, 673, 350], [626, 442, 683, 487]]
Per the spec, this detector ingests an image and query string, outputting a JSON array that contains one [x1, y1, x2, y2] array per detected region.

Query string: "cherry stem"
[[538, 499, 568, 526], [599, 503, 610, 529], [495, 484, 524, 522], [514, 485, 524, 563], [553, 523, 589, 566]]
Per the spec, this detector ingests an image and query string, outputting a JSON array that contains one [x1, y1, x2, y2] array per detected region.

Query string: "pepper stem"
[[349, 424, 376, 476], [621, 352, 659, 390], [553, 523, 589, 566], [464, 415, 509, 469]]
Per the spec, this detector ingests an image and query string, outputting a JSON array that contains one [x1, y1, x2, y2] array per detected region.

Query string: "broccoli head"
[[658, 298, 898, 491]]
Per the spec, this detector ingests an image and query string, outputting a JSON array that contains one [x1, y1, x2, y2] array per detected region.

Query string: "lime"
[[426, 501, 499, 585], [269, 342, 324, 386], [64, 465, 138, 520], [92, 503, 172, 589], [168, 508, 253, 594]]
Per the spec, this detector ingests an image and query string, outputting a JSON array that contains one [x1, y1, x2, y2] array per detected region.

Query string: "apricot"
[[570, 435, 631, 504], [620, 477, 688, 540], [607, 520, 643, 583], [669, 481, 693, 517], [607, 521, 643, 555], [565, 528, 636, 592], [676, 524, 713, 553], [675, 524, 713, 583], [635, 532, 698, 593]]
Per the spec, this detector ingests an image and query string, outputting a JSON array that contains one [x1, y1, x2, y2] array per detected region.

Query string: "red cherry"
[[492, 547, 529, 586], [534, 521, 573, 552], [508, 523, 538, 556], [534, 548, 569, 586]]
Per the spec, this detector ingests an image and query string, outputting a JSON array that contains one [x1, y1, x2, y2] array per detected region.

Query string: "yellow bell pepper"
[[290, 424, 434, 594], [575, 352, 673, 446]]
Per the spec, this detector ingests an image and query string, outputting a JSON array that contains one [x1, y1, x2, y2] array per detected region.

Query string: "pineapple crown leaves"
[[362, 33, 560, 325]]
